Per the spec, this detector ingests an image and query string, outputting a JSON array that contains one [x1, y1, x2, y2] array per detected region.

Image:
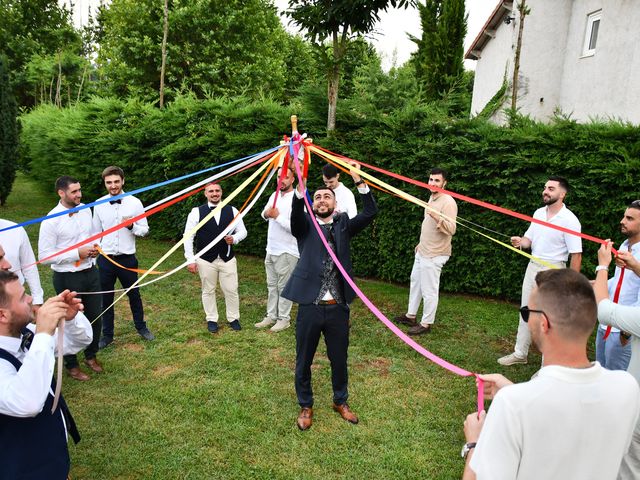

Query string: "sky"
[[62, 0, 498, 70]]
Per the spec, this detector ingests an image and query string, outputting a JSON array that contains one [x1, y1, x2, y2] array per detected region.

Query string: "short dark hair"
[[534, 269, 596, 340], [102, 166, 125, 180], [548, 175, 570, 191], [0, 270, 19, 308], [204, 182, 221, 190], [313, 186, 335, 198], [430, 167, 448, 181], [322, 163, 339, 179], [629, 200, 640, 211], [55, 175, 79, 192]]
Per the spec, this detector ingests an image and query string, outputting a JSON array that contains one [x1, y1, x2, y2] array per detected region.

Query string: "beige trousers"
[[196, 257, 239, 323]]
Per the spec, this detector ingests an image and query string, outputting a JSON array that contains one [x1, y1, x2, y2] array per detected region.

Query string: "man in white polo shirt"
[[255, 166, 299, 332], [322, 163, 357, 219], [498, 176, 582, 366]]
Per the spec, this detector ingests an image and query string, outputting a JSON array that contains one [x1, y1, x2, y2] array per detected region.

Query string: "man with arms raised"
[[283, 162, 377, 430], [38, 176, 103, 380], [462, 268, 640, 480], [92, 166, 154, 348], [498, 176, 582, 366]]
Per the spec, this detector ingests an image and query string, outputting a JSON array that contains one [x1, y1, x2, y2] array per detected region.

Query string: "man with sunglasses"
[[462, 269, 640, 480], [594, 200, 640, 371], [498, 176, 582, 366]]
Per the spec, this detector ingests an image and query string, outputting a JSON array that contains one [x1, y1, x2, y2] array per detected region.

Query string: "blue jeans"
[[595, 327, 632, 370]]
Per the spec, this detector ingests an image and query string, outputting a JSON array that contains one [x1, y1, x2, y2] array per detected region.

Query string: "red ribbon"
[[603, 267, 625, 340]]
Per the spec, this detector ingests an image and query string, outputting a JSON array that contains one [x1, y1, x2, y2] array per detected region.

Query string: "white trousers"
[[514, 260, 564, 358], [196, 257, 239, 323], [264, 252, 298, 322], [407, 253, 449, 326]]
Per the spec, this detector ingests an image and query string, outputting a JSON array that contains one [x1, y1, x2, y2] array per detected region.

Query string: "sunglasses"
[[519, 306, 550, 327]]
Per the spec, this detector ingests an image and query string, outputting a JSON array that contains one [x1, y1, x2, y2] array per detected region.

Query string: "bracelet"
[[354, 180, 364, 186], [595, 265, 609, 272]]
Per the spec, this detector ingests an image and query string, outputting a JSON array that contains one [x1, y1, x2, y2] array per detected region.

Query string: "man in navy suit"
[[282, 162, 378, 430]]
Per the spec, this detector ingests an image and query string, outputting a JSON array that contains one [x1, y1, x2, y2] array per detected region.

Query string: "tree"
[[159, 0, 169, 108], [0, 55, 18, 205], [410, 0, 466, 104], [96, 0, 294, 103], [511, 0, 530, 113], [0, 0, 82, 107], [286, 0, 412, 132]]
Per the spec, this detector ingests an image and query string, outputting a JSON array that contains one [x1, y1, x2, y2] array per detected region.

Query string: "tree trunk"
[[77, 63, 88, 102], [159, 0, 169, 108], [55, 51, 62, 108], [327, 29, 347, 133], [511, 0, 527, 112]]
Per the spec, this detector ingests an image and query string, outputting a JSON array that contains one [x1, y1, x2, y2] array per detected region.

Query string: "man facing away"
[[594, 201, 640, 371], [92, 166, 154, 349], [0, 217, 44, 311], [282, 162, 377, 430], [394, 167, 457, 336], [498, 176, 582, 366], [462, 269, 640, 480], [0, 267, 93, 479], [184, 182, 247, 333], [255, 166, 299, 333], [38, 176, 103, 381], [322, 163, 358, 219]]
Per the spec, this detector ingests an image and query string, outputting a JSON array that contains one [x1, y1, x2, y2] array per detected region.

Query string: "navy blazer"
[[282, 189, 378, 305]]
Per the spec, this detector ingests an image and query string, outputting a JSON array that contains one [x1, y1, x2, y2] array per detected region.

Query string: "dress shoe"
[[207, 321, 219, 333], [137, 328, 155, 341], [98, 336, 113, 350], [332, 403, 359, 424], [297, 407, 313, 431], [84, 358, 104, 373], [229, 319, 242, 331], [393, 314, 417, 327], [407, 324, 431, 336], [67, 367, 90, 381]]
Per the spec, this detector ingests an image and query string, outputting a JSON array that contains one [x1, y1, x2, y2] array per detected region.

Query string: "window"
[[582, 10, 602, 57]]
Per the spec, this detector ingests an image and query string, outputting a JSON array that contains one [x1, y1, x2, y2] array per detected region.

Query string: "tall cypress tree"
[[410, 0, 467, 102], [0, 54, 18, 205]]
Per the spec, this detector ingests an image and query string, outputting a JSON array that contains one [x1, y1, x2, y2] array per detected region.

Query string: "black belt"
[[317, 299, 338, 305]]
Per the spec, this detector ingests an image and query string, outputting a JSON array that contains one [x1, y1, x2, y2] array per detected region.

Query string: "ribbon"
[[51, 318, 64, 413], [290, 155, 484, 412], [603, 267, 625, 340], [95, 246, 165, 275]]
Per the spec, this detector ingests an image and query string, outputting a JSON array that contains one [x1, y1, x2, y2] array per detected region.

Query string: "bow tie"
[[20, 328, 34, 352], [110, 199, 122, 205]]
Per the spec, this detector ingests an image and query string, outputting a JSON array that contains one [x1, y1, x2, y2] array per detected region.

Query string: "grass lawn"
[[4, 173, 547, 479]]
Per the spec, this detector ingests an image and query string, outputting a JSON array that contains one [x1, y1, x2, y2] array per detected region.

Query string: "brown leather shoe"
[[332, 402, 359, 424], [67, 367, 90, 381], [297, 407, 313, 431], [84, 358, 104, 373], [407, 324, 431, 336], [394, 314, 417, 327]]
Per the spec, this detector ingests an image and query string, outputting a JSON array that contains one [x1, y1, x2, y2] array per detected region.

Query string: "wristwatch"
[[595, 265, 609, 272], [354, 179, 364, 186], [461, 442, 477, 460]]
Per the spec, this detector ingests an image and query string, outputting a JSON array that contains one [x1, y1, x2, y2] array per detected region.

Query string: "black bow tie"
[[110, 199, 122, 205], [20, 328, 34, 352]]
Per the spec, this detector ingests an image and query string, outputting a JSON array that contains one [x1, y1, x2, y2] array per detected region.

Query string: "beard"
[[543, 195, 558, 206], [314, 207, 334, 219]]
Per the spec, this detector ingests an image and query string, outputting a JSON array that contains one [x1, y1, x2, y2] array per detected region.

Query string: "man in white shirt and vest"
[[322, 163, 358, 219], [184, 182, 247, 333], [498, 176, 582, 366], [255, 166, 299, 333], [92, 166, 154, 349], [38, 175, 103, 381]]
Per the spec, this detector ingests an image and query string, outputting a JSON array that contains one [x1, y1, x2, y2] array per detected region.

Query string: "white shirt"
[[0, 219, 44, 304], [183, 203, 247, 263], [333, 183, 357, 219], [262, 190, 299, 258], [38, 202, 96, 272], [524, 204, 582, 262], [599, 239, 640, 332], [599, 299, 640, 383], [92, 192, 149, 255], [470, 363, 640, 480], [0, 313, 93, 417]]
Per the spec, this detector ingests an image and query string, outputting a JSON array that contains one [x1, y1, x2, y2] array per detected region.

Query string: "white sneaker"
[[255, 317, 276, 329], [497, 353, 528, 366], [270, 320, 290, 332]]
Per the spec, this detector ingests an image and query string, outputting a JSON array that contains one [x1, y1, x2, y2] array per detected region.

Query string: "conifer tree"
[[0, 54, 18, 205]]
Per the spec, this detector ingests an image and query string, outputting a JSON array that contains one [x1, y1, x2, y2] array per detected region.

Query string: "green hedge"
[[20, 96, 640, 300]]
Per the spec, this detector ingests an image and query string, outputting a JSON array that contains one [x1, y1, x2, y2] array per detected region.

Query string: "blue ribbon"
[[0, 145, 283, 233]]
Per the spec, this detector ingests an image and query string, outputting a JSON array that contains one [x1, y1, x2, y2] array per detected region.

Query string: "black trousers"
[[295, 303, 350, 408], [53, 266, 102, 369], [97, 254, 146, 337]]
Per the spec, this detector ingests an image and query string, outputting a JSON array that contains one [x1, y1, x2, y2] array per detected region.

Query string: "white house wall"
[[559, 0, 640, 123]]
